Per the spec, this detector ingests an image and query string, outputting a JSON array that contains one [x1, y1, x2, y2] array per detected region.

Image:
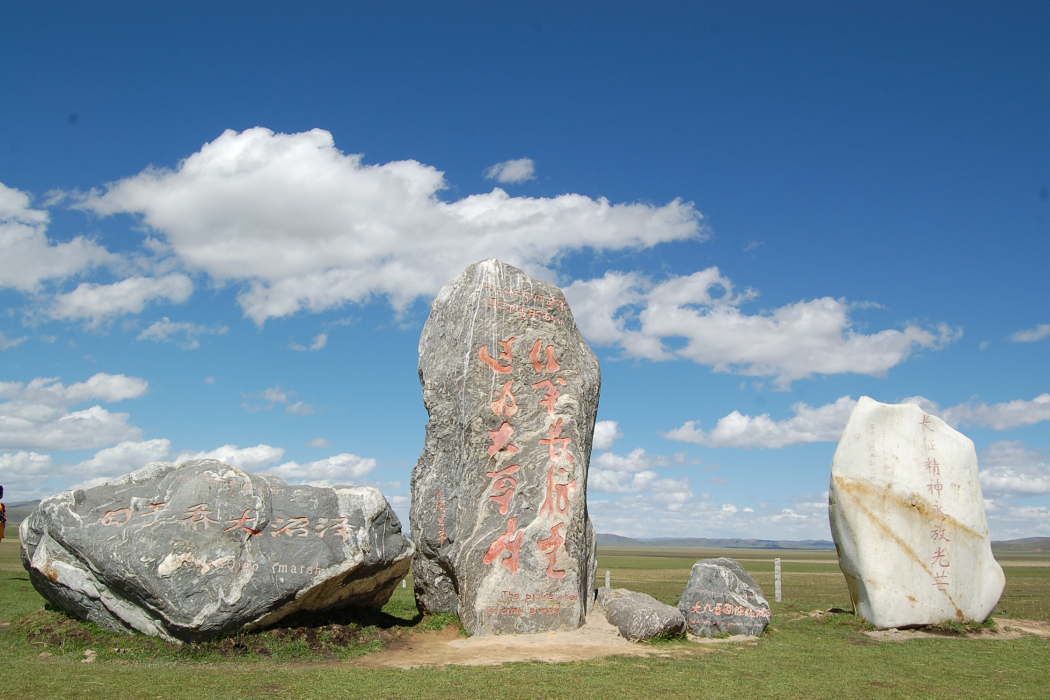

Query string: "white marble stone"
[[829, 397, 1004, 629]]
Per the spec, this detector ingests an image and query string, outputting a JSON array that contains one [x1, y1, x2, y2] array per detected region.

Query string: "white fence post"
[[605, 570, 611, 589], [774, 557, 782, 602]]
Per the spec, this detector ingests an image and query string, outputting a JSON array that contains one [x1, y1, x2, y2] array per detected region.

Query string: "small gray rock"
[[596, 588, 685, 642], [20, 460, 414, 642], [678, 558, 771, 637], [410, 259, 600, 635]]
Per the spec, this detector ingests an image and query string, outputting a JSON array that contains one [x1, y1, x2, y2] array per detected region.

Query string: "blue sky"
[[1, 2, 1047, 540]]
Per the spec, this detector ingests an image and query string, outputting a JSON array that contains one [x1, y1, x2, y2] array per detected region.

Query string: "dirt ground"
[[356, 613, 1050, 669], [863, 618, 1050, 643], [355, 614, 736, 669]]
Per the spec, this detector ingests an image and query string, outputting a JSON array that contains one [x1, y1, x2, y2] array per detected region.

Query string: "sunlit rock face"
[[677, 558, 771, 637], [597, 587, 686, 641], [20, 460, 413, 642], [410, 259, 599, 635], [829, 397, 1005, 629]]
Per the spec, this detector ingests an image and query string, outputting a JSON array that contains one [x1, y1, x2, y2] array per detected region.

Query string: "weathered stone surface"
[[678, 558, 771, 637], [410, 258, 600, 635], [596, 587, 685, 641], [829, 397, 1005, 629], [20, 460, 413, 642]]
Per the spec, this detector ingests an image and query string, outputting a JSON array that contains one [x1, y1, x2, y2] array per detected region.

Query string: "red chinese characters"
[[486, 464, 521, 515], [537, 523, 567, 579], [270, 517, 310, 537], [540, 466, 577, 518], [479, 337, 515, 374], [539, 418, 575, 463], [487, 422, 520, 455], [483, 518, 524, 573], [100, 508, 131, 526], [224, 509, 262, 535], [179, 503, 219, 531], [490, 380, 518, 417]]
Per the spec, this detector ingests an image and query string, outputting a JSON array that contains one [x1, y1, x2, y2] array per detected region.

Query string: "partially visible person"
[[0, 485, 6, 545]]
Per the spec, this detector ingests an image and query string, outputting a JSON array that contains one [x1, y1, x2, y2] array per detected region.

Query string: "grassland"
[[2, 539, 1048, 699]]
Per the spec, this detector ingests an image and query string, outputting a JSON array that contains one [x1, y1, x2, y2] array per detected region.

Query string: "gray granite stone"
[[678, 558, 771, 637], [596, 588, 686, 641], [20, 460, 413, 642], [410, 259, 600, 635]]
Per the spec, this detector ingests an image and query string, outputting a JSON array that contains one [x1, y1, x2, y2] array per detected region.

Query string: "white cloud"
[[306, 438, 331, 448], [592, 420, 623, 451], [667, 392, 1050, 451], [983, 498, 1050, 540], [268, 453, 377, 483], [908, 393, 1050, 431], [174, 443, 286, 471], [241, 385, 303, 412], [74, 128, 703, 324], [50, 274, 193, 327], [137, 317, 228, 349], [565, 270, 959, 389], [0, 181, 117, 292], [483, 158, 536, 184], [0, 373, 148, 450], [291, 333, 328, 352], [74, 439, 173, 477], [1009, 324, 1050, 343], [589, 469, 660, 494], [286, 401, 314, 415], [204, 376, 216, 384], [664, 396, 857, 449], [0, 331, 28, 349], [0, 373, 148, 405], [588, 490, 832, 540], [979, 441, 1050, 498]]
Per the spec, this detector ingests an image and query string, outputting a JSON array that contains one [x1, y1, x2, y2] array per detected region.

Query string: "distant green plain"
[[2, 539, 1048, 699]]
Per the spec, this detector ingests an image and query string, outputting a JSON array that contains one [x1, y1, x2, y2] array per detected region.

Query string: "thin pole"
[[774, 557, 782, 602]]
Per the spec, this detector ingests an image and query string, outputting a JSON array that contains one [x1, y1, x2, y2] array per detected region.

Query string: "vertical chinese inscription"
[[921, 414, 951, 592]]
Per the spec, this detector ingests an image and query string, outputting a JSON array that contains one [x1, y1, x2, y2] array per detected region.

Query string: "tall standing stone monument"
[[411, 259, 600, 635], [829, 397, 1005, 629]]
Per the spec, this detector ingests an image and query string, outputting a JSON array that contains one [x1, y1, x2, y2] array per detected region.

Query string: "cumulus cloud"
[[174, 443, 286, 471], [587, 447, 700, 495], [306, 438, 331, 448], [0, 331, 28, 349], [267, 453, 377, 483], [484, 158, 536, 184], [668, 392, 1050, 450], [74, 128, 703, 324], [1008, 324, 1050, 343], [665, 396, 857, 448], [907, 393, 1050, 431], [50, 274, 193, 327], [588, 490, 832, 540], [979, 441, 1050, 498], [241, 385, 309, 413], [73, 439, 173, 476], [592, 420, 623, 452], [290, 333, 327, 352], [565, 270, 959, 389], [137, 317, 228, 349], [983, 497, 1050, 540], [0, 181, 117, 292], [0, 373, 148, 450]]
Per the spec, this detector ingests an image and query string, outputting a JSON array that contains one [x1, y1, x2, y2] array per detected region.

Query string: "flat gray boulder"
[[20, 460, 414, 642], [678, 558, 771, 637], [410, 259, 600, 635], [596, 588, 685, 641]]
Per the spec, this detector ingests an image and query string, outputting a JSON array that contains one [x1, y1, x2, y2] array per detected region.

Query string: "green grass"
[[2, 540, 1049, 699]]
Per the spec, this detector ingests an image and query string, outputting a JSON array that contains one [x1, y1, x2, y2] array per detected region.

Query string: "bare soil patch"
[[354, 614, 718, 669], [864, 618, 1050, 643]]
